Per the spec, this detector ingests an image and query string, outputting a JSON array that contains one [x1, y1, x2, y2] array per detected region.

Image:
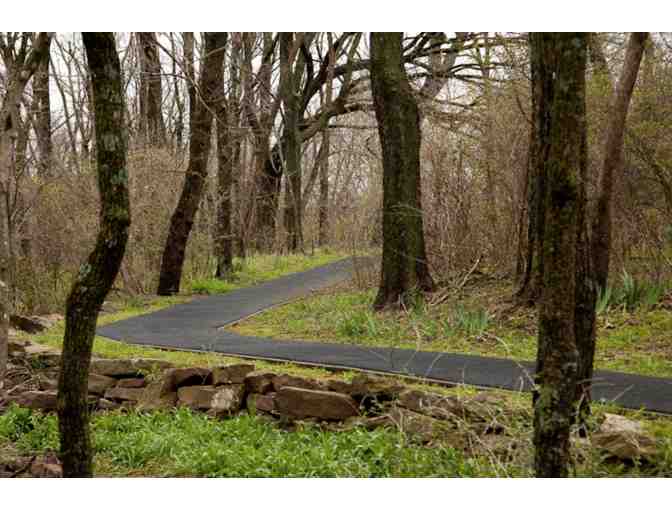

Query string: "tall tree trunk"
[[517, 33, 557, 302], [318, 34, 335, 247], [280, 33, 304, 253], [591, 33, 648, 292], [214, 34, 242, 278], [157, 32, 227, 295], [137, 32, 166, 146], [369, 32, 434, 310], [57, 32, 131, 477], [33, 41, 53, 177], [533, 32, 587, 478]]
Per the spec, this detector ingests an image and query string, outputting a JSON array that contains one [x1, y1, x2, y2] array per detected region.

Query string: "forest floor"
[[4, 254, 672, 477]]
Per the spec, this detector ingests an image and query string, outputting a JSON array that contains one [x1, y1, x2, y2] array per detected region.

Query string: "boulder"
[[96, 398, 121, 411], [209, 385, 246, 417], [244, 371, 276, 394], [247, 393, 276, 414], [327, 375, 403, 402], [212, 364, 256, 385], [272, 374, 325, 392], [136, 381, 177, 412], [164, 367, 212, 388], [104, 387, 145, 403], [90, 358, 173, 378], [275, 387, 359, 421], [10, 315, 56, 334], [116, 378, 146, 389], [8, 339, 28, 355], [177, 385, 219, 410], [11, 391, 58, 412], [87, 373, 117, 396], [29, 455, 62, 478], [592, 413, 658, 462]]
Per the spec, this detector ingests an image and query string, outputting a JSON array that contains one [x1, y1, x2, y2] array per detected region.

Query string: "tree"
[[57, 32, 131, 477], [157, 32, 228, 295], [369, 32, 434, 310], [532, 32, 587, 478], [136, 32, 166, 145], [0, 32, 52, 394]]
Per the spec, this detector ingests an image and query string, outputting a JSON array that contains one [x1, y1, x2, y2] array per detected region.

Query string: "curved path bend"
[[98, 257, 672, 414]]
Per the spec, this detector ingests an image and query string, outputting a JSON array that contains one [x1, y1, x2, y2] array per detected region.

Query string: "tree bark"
[[136, 32, 166, 145], [214, 34, 242, 278], [369, 32, 434, 310], [57, 32, 131, 477], [33, 40, 53, 176], [533, 32, 587, 478], [157, 33, 228, 295], [591, 32, 648, 292], [318, 34, 335, 247], [517, 33, 557, 302], [280, 33, 305, 253]]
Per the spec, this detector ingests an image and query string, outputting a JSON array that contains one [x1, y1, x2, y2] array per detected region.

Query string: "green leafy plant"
[[452, 306, 491, 337]]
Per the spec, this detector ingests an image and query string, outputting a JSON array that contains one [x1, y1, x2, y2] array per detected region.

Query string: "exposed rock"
[[10, 391, 58, 411], [247, 393, 276, 414], [212, 364, 256, 385], [398, 390, 464, 420], [30, 456, 62, 478], [96, 398, 121, 411], [592, 413, 658, 462], [104, 387, 144, 403], [90, 358, 173, 378], [273, 374, 325, 392], [209, 385, 246, 417], [177, 385, 219, 410], [275, 387, 359, 421], [327, 375, 403, 402], [136, 381, 177, 412], [23, 343, 58, 356], [88, 373, 117, 396], [386, 406, 459, 445], [244, 371, 276, 394], [164, 367, 212, 389], [116, 378, 146, 389], [10, 314, 58, 334]]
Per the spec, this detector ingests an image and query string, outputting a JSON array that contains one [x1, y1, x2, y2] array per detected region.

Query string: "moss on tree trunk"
[[369, 32, 434, 310], [57, 32, 131, 477]]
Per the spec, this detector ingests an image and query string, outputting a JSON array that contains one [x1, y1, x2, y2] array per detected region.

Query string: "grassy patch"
[[0, 405, 477, 477], [231, 277, 672, 378], [186, 249, 347, 295]]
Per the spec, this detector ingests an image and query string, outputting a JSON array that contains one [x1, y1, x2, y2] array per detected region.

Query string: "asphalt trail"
[[97, 257, 672, 414]]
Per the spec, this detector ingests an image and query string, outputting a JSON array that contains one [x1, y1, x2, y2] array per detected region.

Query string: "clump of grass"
[[450, 305, 492, 338], [596, 270, 667, 314]]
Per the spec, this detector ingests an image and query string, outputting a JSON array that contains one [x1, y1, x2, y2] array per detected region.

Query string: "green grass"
[[231, 282, 672, 379], [0, 405, 477, 477], [186, 249, 347, 295]]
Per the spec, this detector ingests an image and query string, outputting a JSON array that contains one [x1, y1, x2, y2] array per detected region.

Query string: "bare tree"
[[369, 32, 434, 310], [136, 32, 166, 145], [57, 32, 131, 477], [157, 32, 228, 295], [0, 31, 52, 393]]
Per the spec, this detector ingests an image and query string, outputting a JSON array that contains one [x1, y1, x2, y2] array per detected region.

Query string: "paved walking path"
[[98, 257, 672, 414]]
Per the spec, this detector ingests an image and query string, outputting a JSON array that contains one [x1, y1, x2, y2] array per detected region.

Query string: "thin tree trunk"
[[318, 34, 335, 247], [157, 32, 227, 295], [57, 32, 131, 477], [33, 42, 53, 176], [137, 32, 166, 146], [591, 32, 648, 292], [369, 32, 434, 310], [533, 32, 587, 478]]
